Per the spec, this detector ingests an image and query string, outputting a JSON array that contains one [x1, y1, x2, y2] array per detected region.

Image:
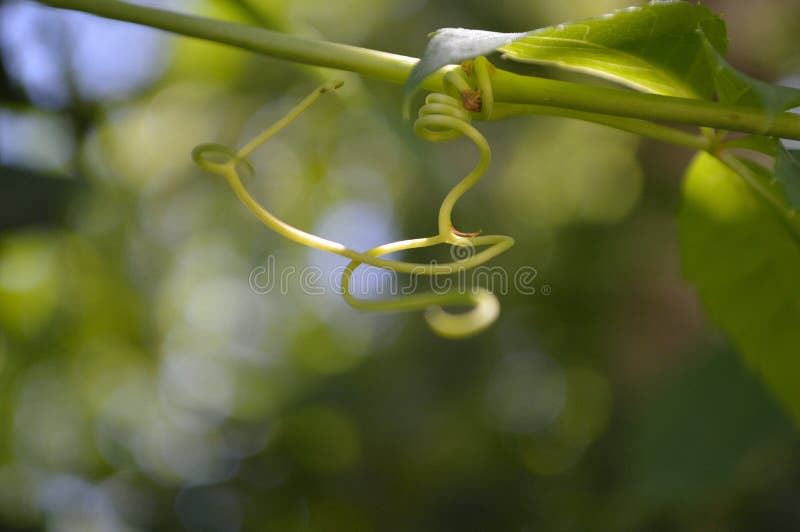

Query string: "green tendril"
[[193, 57, 514, 338]]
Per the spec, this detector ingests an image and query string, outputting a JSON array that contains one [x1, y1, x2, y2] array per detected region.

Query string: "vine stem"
[[38, 0, 417, 84], [37, 0, 800, 140], [491, 71, 800, 141]]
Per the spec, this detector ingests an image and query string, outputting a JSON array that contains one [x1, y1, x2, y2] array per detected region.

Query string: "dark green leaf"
[[680, 152, 800, 424], [498, 1, 727, 98], [700, 33, 800, 111], [626, 349, 793, 510]]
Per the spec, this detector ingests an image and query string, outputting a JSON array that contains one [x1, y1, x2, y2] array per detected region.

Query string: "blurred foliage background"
[[1, 0, 800, 530]]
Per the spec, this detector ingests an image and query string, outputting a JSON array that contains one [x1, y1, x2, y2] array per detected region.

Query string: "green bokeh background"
[[1, 0, 800, 530]]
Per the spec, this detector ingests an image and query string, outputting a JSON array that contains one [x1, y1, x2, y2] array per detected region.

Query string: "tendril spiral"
[[193, 57, 514, 338]]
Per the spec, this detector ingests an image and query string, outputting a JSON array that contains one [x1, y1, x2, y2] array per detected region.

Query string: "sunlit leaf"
[[721, 136, 800, 211], [498, 1, 727, 98], [680, 152, 800, 424]]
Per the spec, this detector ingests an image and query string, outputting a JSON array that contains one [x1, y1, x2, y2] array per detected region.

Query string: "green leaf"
[[700, 32, 800, 111], [680, 152, 800, 424], [626, 348, 793, 511], [775, 147, 800, 210], [498, 1, 727, 98], [404, 28, 529, 97]]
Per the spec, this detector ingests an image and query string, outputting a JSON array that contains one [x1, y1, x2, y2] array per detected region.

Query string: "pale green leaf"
[[404, 28, 529, 97], [680, 152, 800, 423], [498, 1, 726, 98]]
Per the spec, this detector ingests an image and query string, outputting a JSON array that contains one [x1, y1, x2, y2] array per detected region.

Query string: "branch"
[[38, 0, 419, 84], [37, 0, 800, 140]]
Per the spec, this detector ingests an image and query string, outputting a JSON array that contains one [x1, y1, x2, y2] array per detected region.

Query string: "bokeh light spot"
[[498, 119, 643, 230], [0, 232, 60, 337], [485, 350, 566, 433]]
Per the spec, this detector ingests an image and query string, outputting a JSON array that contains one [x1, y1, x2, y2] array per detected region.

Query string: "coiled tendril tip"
[[193, 62, 514, 338], [192, 143, 255, 179]]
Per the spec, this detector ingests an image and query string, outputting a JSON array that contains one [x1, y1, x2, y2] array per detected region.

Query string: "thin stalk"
[[492, 70, 800, 141], [492, 103, 711, 150], [715, 151, 800, 241], [37, 0, 800, 141]]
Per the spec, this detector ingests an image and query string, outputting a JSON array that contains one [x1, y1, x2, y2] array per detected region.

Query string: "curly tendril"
[[193, 57, 514, 338]]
